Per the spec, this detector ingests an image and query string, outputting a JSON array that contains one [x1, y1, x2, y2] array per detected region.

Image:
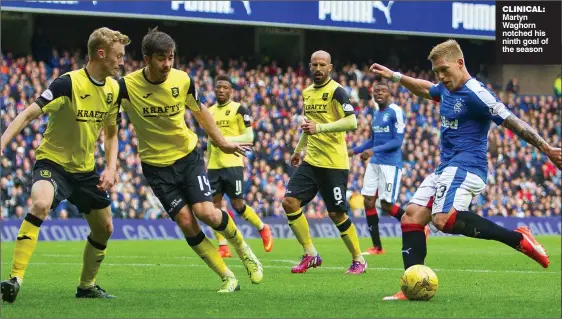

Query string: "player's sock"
[[213, 210, 248, 259], [79, 235, 107, 289], [443, 211, 523, 248], [366, 208, 382, 249], [236, 205, 264, 231], [401, 223, 427, 269], [214, 231, 228, 246], [186, 231, 233, 278], [389, 205, 405, 221], [10, 214, 43, 280], [336, 216, 364, 263], [286, 209, 317, 256]]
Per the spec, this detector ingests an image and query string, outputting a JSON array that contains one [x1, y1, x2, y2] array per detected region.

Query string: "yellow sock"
[[286, 209, 317, 256], [237, 205, 264, 230], [79, 236, 107, 289], [214, 210, 248, 259], [215, 231, 228, 246], [187, 231, 233, 278], [336, 217, 364, 262], [10, 214, 43, 280]]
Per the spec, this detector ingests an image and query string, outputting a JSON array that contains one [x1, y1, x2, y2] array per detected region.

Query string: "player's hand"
[[347, 149, 355, 157], [546, 146, 562, 169], [97, 168, 117, 191], [290, 152, 302, 167], [218, 141, 253, 157], [301, 119, 318, 135], [360, 150, 374, 161], [369, 63, 394, 80]]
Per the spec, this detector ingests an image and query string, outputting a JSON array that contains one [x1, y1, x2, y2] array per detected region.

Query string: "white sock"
[[304, 245, 318, 257]]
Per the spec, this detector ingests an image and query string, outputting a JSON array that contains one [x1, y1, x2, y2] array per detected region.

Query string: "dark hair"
[[141, 27, 175, 57], [214, 75, 231, 85]]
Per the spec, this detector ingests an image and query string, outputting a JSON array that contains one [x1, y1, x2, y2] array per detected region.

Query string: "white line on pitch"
[[3, 261, 557, 275]]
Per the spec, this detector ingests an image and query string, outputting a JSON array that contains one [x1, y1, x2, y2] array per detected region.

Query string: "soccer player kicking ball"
[[207, 75, 274, 258], [1, 27, 130, 302], [348, 82, 428, 255], [117, 27, 263, 293], [283, 50, 367, 275], [370, 39, 562, 301]]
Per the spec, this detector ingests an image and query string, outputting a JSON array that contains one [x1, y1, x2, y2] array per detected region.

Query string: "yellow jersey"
[[302, 79, 355, 170], [35, 68, 120, 173], [118, 68, 200, 167], [207, 101, 251, 169]]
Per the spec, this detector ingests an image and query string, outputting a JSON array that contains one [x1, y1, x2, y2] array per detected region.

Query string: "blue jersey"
[[353, 103, 405, 168], [429, 78, 512, 182]]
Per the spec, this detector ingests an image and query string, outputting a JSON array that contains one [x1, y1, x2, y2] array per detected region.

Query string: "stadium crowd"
[[1, 49, 560, 221]]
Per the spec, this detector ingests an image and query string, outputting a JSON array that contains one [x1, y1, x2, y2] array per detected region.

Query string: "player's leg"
[[69, 170, 118, 299], [282, 163, 322, 273], [320, 167, 366, 274], [1, 161, 71, 303], [174, 205, 240, 292], [208, 169, 228, 252], [226, 167, 273, 252], [383, 174, 435, 301], [142, 159, 239, 292], [182, 149, 262, 284], [431, 167, 549, 268], [361, 163, 383, 254]]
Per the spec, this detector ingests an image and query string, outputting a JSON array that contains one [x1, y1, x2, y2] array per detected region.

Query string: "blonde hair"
[[427, 39, 464, 62], [87, 27, 131, 60]]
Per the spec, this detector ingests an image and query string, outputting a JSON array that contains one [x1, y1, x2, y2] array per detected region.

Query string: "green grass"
[[1, 236, 560, 318]]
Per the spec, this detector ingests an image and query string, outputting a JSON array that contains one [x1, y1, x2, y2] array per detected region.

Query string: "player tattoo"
[[501, 115, 549, 153]]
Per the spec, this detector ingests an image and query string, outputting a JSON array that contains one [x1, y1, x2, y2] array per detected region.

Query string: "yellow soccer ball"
[[400, 265, 439, 301]]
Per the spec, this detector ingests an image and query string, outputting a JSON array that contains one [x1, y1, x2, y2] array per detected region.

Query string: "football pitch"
[[1, 236, 560, 318]]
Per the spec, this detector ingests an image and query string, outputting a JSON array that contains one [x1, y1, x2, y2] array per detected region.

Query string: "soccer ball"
[[400, 265, 438, 301]]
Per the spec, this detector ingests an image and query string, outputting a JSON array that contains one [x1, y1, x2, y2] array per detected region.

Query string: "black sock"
[[366, 213, 382, 249], [443, 211, 523, 249], [401, 223, 427, 270], [389, 205, 405, 222]]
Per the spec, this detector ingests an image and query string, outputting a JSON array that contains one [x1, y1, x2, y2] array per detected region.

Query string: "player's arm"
[[226, 106, 254, 143], [352, 133, 374, 155], [474, 86, 562, 168], [186, 78, 251, 156], [370, 63, 434, 100], [1, 75, 70, 154]]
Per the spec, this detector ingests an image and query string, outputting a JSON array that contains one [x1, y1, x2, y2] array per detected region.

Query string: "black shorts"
[[208, 167, 244, 200], [141, 148, 212, 220], [32, 159, 110, 214], [285, 161, 349, 213]]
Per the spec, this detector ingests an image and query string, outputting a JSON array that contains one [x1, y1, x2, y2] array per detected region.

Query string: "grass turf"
[[1, 236, 560, 318]]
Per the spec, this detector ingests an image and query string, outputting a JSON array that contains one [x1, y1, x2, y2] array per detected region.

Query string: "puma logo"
[[228, 230, 238, 240], [473, 228, 480, 237], [142, 93, 153, 98], [402, 248, 412, 255], [80, 94, 91, 99], [17, 235, 32, 241]]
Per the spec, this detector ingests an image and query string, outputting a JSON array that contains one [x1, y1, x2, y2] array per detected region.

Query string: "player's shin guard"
[[401, 224, 427, 269], [10, 214, 43, 280], [213, 210, 248, 258], [366, 208, 382, 249], [236, 205, 264, 230], [79, 235, 107, 289], [286, 209, 316, 256], [186, 231, 232, 278], [389, 205, 405, 221], [443, 211, 522, 248], [336, 217, 363, 262]]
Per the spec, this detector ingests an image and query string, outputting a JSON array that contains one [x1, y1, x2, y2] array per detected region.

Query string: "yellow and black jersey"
[[118, 68, 200, 167], [302, 79, 354, 170], [34, 68, 120, 173], [207, 101, 251, 169]]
